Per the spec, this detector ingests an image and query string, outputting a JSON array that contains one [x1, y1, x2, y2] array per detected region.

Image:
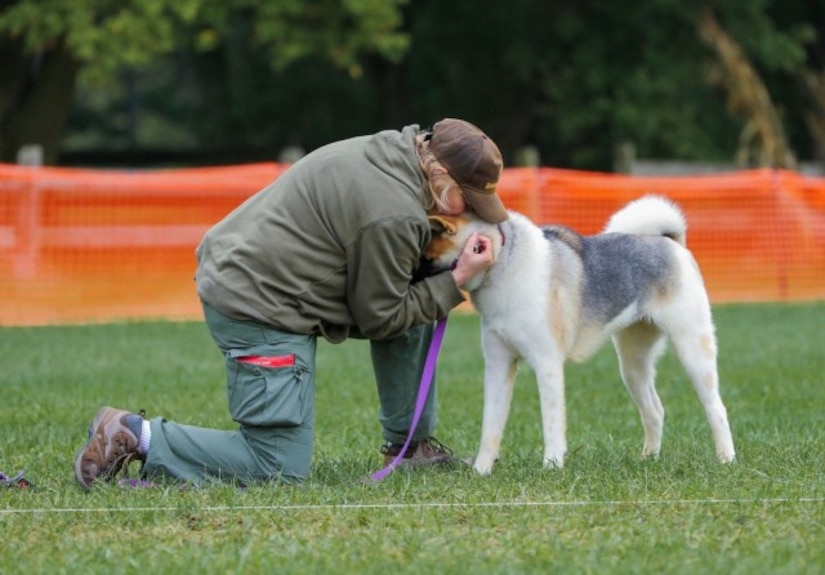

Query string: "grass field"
[[1, 302, 824, 574]]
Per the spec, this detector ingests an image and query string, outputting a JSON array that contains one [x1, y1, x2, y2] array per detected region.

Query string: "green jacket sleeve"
[[345, 216, 465, 340]]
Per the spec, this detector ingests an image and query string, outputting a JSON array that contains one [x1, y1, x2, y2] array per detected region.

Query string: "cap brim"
[[462, 186, 509, 223]]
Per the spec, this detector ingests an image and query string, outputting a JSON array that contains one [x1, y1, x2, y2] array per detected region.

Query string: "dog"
[[424, 195, 736, 475]]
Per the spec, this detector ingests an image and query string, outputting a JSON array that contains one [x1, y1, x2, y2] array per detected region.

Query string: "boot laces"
[[380, 436, 453, 458], [99, 408, 146, 483], [419, 437, 453, 457]]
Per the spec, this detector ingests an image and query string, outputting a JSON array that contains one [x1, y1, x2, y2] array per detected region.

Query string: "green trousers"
[[142, 301, 437, 484]]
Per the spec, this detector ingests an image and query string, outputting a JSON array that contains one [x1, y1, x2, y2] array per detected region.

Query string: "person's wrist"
[[451, 267, 469, 287]]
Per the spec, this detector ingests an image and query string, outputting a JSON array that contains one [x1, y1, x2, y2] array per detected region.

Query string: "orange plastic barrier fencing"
[[499, 167, 825, 304], [1, 163, 823, 326]]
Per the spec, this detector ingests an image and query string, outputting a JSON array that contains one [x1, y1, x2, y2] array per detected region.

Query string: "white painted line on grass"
[[2, 497, 824, 515]]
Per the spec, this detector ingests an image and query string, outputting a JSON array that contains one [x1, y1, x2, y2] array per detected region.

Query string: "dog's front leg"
[[473, 334, 519, 476], [534, 360, 567, 469]]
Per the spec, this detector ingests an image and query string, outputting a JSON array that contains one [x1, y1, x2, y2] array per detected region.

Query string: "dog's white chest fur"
[[474, 225, 550, 332]]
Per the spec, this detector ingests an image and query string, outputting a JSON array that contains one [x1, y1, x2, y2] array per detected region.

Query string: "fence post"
[[13, 145, 44, 279], [771, 169, 789, 300]]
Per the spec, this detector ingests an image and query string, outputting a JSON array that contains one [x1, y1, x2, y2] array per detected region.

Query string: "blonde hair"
[[417, 137, 461, 214]]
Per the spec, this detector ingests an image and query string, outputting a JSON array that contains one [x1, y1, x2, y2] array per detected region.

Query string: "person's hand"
[[451, 232, 495, 287]]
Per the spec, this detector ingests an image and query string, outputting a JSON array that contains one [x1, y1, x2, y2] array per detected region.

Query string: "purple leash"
[[370, 316, 449, 482]]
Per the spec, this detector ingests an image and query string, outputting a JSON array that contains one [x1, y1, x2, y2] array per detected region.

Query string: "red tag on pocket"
[[236, 354, 295, 368]]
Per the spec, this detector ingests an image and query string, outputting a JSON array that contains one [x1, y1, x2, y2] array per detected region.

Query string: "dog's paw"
[[542, 455, 565, 470], [640, 448, 661, 460], [472, 456, 495, 476]]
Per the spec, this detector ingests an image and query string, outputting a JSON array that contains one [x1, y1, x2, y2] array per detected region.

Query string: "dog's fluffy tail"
[[603, 195, 687, 246]]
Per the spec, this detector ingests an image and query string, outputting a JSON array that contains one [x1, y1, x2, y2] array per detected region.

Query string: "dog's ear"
[[428, 215, 458, 236]]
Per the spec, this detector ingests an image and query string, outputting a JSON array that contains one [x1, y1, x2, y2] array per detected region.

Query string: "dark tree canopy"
[[2, 0, 823, 170]]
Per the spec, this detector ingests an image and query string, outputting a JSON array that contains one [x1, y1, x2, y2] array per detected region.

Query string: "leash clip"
[[0, 470, 33, 489]]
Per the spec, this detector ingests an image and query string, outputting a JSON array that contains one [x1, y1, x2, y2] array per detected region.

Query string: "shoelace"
[[380, 436, 454, 458], [420, 436, 454, 457], [100, 452, 140, 483]]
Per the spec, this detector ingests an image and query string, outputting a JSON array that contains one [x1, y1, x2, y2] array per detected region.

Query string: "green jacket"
[[195, 124, 465, 343]]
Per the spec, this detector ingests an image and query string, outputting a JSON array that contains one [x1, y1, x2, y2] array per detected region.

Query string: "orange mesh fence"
[[1, 163, 823, 326], [497, 167, 825, 303], [0, 163, 288, 326]]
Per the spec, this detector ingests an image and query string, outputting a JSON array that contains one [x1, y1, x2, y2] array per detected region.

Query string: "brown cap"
[[429, 118, 508, 223]]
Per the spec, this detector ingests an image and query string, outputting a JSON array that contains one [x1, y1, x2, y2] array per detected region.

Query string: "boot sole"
[[73, 431, 95, 491], [73, 407, 113, 491]]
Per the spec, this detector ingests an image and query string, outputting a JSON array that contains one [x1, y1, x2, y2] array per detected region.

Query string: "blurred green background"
[[1, 0, 824, 171]]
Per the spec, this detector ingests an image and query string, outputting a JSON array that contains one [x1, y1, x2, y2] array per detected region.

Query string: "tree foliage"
[[0, 0, 408, 77], [0, 0, 408, 162], [2, 0, 824, 170]]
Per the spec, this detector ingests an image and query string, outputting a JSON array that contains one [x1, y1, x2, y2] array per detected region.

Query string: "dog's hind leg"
[[613, 321, 668, 459], [669, 324, 736, 463], [474, 330, 519, 475]]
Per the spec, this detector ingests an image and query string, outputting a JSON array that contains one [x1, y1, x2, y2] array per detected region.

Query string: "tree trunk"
[[0, 36, 79, 165], [801, 71, 825, 164], [697, 7, 797, 169]]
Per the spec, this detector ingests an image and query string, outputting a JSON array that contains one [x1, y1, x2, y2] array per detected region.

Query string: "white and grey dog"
[[424, 195, 735, 475]]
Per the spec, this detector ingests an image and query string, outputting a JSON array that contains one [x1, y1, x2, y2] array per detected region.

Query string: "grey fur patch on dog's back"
[[581, 234, 676, 321]]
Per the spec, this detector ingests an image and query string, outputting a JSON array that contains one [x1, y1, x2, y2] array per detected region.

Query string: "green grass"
[[2, 302, 824, 574]]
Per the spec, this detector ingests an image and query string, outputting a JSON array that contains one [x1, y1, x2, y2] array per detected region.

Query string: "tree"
[[698, 7, 797, 168], [398, 1, 743, 169], [4, 0, 823, 171], [767, 0, 825, 164], [0, 0, 408, 164]]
